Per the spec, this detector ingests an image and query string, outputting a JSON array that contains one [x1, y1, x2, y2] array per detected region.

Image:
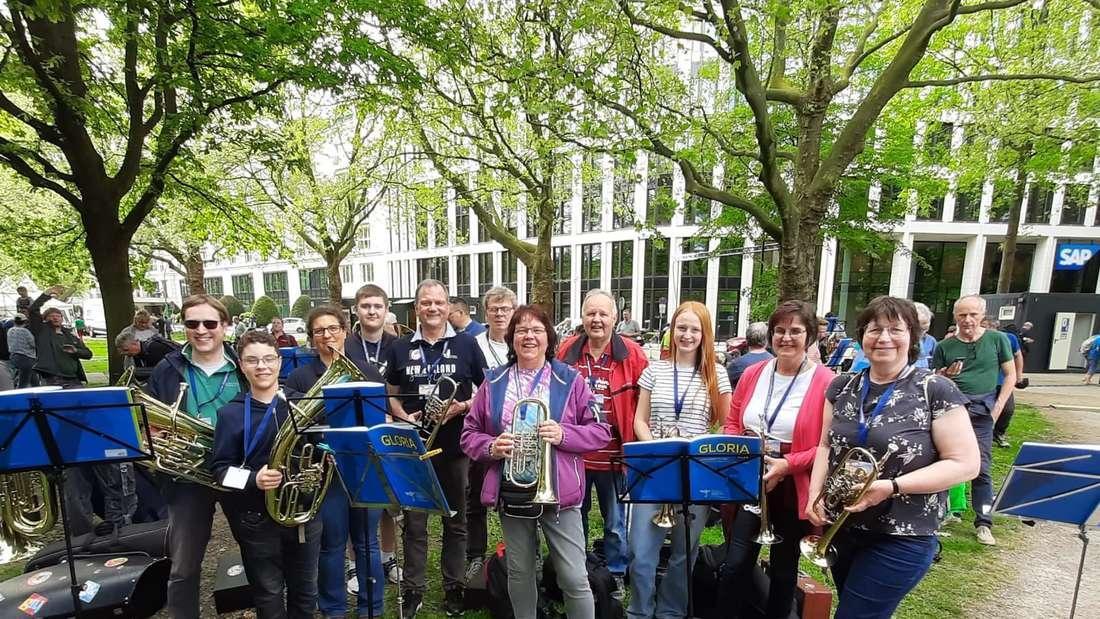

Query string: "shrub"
[[291, 295, 313, 319], [220, 295, 246, 318], [251, 296, 279, 328]]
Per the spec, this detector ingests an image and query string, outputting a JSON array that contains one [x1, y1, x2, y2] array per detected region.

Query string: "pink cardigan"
[[724, 359, 834, 519]]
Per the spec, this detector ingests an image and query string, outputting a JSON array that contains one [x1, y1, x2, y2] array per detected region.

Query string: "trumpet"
[[504, 397, 557, 505], [650, 418, 679, 529], [800, 443, 899, 567], [749, 433, 781, 546], [419, 376, 458, 451]]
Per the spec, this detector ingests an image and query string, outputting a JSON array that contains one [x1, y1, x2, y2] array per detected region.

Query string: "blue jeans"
[[580, 469, 629, 575], [968, 411, 995, 528], [318, 489, 384, 617], [627, 503, 709, 619], [831, 531, 938, 619]]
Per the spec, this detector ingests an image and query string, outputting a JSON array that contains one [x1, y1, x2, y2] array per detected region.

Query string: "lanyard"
[[585, 352, 610, 393], [761, 358, 806, 433], [187, 364, 232, 411], [419, 341, 450, 382], [512, 363, 548, 400], [857, 366, 909, 446], [360, 335, 382, 366], [672, 364, 697, 421], [243, 394, 278, 462], [486, 337, 505, 366]]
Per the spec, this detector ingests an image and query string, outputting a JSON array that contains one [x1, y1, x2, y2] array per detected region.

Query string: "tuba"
[[419, 376, 458, 451], [266, 347, 364, 526], [650, 418, 679, 528], [0, 470, 57, 555], [504, 397, 557, 505], [120, 367, 221, 489], [800, 444, 899, 567]]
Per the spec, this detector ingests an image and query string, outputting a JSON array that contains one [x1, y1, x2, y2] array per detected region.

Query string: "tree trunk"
[[997, 148, 1031, 293], [776, 214, 823, 305], [527, 243, 555, 319], [185, 250, 206, 296], [326, 253, 343, 306], [85, 219, 136, 383]]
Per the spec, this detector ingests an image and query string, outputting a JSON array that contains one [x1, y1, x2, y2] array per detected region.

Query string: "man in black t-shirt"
[[382, 279, 485, 617]]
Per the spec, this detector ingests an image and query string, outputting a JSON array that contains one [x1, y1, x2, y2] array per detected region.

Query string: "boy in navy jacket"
[[211, 329, 320, 619]]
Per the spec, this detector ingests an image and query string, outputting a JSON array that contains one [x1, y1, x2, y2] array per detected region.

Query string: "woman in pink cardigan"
[[717, 300, 834, 618]]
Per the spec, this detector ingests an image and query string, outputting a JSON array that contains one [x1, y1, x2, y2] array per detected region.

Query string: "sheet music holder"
[[616, 434, 762, 618], [994, 442, 1100, 619], [0, 386, 155, 618]]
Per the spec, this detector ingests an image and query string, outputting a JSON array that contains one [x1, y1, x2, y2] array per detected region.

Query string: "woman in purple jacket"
[[462, 305, 612, 619]]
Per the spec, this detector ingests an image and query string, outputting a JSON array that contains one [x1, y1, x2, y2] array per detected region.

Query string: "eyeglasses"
[[515, 327, 547, 337], [241, 355, 280, 368], [310, 325, 344, 337], [773, 327, 806, 339], [487, 306, 514, 315], [184, 319, 221, 330]]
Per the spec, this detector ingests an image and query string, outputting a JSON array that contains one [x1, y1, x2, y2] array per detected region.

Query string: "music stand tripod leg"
[[1069, 525, 1089, 619], [48, 467, 84, 618]]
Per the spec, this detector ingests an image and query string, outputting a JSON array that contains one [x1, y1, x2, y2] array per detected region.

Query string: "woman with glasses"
[[807, 296, 978, 618], [461, 305, 612, 619], [717, 300, 834, 618], [628, 302, 731, 619], [211, 329, 320, 618], [286, 306, 387, 619]]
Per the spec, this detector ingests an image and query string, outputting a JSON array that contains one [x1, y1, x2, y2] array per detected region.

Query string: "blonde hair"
[[669, 301, 725, 427]]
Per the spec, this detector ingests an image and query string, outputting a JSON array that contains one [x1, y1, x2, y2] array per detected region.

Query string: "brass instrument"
[[419, 375, 458, 452], [120, 367, 221, 489], [0, 470, 57, 555], [650, 418, 679, 528], [266, 347, 365, 526], [800, 444, 899, 567], [747, 431, 781, 546], [504, 397, 558, 505]]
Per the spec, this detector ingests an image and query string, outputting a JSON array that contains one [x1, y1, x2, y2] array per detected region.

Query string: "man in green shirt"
[[147, 294, 243, 618], [932, 295, 1015, 546]]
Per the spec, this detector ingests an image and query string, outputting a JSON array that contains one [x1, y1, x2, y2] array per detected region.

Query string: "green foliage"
[[748, 262, 779, 323], [252, 296, 281, 328], [220, 295, 246, 318], [291, 295, 313, 319]]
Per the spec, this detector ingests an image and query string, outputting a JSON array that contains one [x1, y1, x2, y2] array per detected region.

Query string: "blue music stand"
[[617, 434, 762, 618], [0, 386, 154, 618], [994, 442, 1100, 618]]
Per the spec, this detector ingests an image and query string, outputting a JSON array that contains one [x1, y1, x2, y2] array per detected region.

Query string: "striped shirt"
[[639, 360, 731, 438]]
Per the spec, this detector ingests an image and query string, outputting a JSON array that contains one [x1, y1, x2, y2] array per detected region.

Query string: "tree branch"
[[906, 73, 1100, 87]]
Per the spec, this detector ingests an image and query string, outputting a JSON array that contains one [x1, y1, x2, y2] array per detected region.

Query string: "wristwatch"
[[891, 478, 901, 496]]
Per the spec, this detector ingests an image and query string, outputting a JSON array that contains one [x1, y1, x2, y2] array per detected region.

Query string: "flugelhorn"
[[266, 347, 364, 526], [650, 418, 679, 529], [800, 443, 899, 567], [419, 375, 458, 451], [505, 397, 557, 505]]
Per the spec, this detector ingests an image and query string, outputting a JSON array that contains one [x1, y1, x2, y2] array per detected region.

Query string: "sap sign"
[[1055, 243, 1100, 271]]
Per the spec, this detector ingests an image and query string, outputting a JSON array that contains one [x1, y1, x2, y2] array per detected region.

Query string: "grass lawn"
[[80, 336, 109, 378]]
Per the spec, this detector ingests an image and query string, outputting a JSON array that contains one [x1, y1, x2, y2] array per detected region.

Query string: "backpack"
[[540, 551, 624, 619], [485, 544, 515, 619]]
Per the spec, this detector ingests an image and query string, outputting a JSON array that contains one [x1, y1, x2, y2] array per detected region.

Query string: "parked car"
[[279, 317, 307, 334]]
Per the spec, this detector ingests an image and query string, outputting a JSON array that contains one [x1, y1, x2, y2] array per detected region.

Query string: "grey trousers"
[[63, 463, 137, 536], [402, 454, 468, 593], [500, 507, 594, 619], [166, 481, 218, 618]]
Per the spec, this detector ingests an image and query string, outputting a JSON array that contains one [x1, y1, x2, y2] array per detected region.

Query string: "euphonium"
[[650, 418, 679, 529], [505, 397, 557, 505], [420, 376, 458, 451], [800, 443, 899, 567], [121, 367, 220, 489], [266, 347, 364, 526], [0, 470, 57, 554]]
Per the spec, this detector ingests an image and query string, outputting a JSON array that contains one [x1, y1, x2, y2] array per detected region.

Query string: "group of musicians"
[[136, 278, 981, 619]]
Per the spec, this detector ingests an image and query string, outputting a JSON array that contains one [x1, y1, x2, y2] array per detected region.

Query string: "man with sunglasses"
[[932, 294, 1014, 547], [148, 294, 245, 618]]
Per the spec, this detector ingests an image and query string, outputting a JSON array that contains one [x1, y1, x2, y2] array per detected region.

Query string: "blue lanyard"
[[243, 394, 278, 462], [512, 364, 548, 399], [361, 335, 384, 367], [857, 366, 908, 446], [585, 352, 610, 392], [187, 364, 232, 410], [419, 341, 450, 381], [761, 359, 806, 433], [672, 364, 697, 421]]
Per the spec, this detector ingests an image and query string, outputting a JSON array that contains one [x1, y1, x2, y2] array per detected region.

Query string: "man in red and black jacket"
[[557, 289, 648, 583]]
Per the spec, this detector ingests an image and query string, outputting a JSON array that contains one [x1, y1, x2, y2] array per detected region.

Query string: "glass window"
[[909, 241, 966, 338], [579, 243, 601, 295], [980, 242, 1035, 294], [231, 275, 254, 307], [716, 238, 742, 339], [924, 121, 953, 161], [179, 280, 191, 300], [1051, 238, 1100, 293], [582, 154, 603, 232], [203, 277, 224, 296], [455, 203, 470, 245], [417, 257, 447, 283], [989, 179, 1018, 223], [359, 263, 373, 283], [642, 239, 670, 331], [298, 268, 328, 305], [456, 255, 471, 297], [680, 238, 708, 303], [610, 240, 633, 315], [263, 271, 289, 315], [553, 161, 572, 235], [552, 246, 572, 321], [341, 265, 353, 284], [501, 251, 518, 293], [646, 158, 674, 227], [478, 252, 494, 296], [833, 247, 892, 332], [1061, 184, 1088, 226], [355, 224, 370, 251], [613, 159, 635, 229], [1025, 182, 1054, 224], [954, 190, 980, 222], [918, 195, 945, 221]]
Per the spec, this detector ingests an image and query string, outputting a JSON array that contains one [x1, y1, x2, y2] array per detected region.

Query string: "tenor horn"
[[419, 376, 458, 451], [650, 418, 679, 529], [505, 397, 557, 505], [0, 470, 57, 555], [800, 444, 899, 567]]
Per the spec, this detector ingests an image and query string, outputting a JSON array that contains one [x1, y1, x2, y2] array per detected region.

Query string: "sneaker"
[[995, 436, 1010, 448], [384, 556, 402, 585], [942, 513, 962, 525], [976, 525, 997, 546], [443, 587, 465, 617], [611, 575, 625, 601], [346, 574, 359, 595], [464, 557, 485, 586], [401, 590, 423, 618]]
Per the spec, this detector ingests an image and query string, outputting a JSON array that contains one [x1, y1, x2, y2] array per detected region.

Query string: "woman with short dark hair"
[[717, 300, 834, 618], [807, 296, 979, 618]]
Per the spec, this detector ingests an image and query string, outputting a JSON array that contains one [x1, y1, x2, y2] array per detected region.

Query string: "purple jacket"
[[461, 359, 612, 509]]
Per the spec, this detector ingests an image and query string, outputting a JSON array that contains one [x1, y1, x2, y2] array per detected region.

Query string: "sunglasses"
[[184, 319, 221, 330]]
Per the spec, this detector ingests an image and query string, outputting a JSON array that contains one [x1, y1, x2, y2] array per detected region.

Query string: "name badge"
[[764, 438, 782, 456], [593, 394, 605, 408], [223, 466, 251, 490], [409, 349, 422, 361], [419, 383, 436, 397]]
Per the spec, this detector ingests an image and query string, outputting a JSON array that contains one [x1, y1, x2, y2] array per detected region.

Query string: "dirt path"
[[967, 385, 1100, 619]]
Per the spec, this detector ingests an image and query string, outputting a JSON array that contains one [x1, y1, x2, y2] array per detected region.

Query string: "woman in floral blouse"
[[807, 296, 979, 618]]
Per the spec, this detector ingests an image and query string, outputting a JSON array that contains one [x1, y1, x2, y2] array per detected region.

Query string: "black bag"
[[486, 545, 515, 619], [541, 551, 624, 619], [692, 543, 727, 619], [25, 520, 169, 572]]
